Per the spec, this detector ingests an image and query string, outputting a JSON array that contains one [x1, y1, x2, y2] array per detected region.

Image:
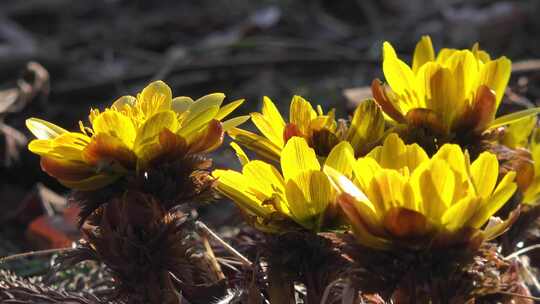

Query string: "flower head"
[[228, 96, 384, 162], [372, 36, 539, 141], [26, 81, 248, 191], [325, 134, 517, 250], [213, 136, 355, 233]]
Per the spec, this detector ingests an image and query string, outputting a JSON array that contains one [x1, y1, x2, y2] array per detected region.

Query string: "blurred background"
[[1, 0, 540, 275]]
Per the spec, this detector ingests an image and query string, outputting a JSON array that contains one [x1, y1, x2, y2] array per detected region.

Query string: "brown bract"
[[58, 192, 225, 304], [73, 153, 215, 226], [333, 234, 531, 303]]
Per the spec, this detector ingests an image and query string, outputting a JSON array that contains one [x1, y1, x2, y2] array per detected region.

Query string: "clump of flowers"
[[229, 96, 385, 160], [372, 36, 540, 152], [13, 37, 539, 304]]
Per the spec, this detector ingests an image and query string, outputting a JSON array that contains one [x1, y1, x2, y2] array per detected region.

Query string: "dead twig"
[[196, 221, 253, 269], [0, 247, 76, 265]]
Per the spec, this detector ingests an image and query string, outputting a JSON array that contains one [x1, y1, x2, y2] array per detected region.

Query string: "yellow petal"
[[420, 62, 458, 128], [532, 130, 540, 171], [346, 99, 385, 155], [352, 157, 381, 191], [479, 56, 511, 106], [171, 96, 194, 113], [483, 209, 519, 241], [367, 133, 428, 172], [138, 80, 172, 114], [382, 42, 415, 95], [26, 118, 68, 140], [178, 105, 220, 137], [188, 93, 225, 119], [284, 170, 331, 230], [112, 95, 137, 111], [488, 107, 540, 130], [523, 176, 540, 205], [436, 48, 458, 64], [324, 141, 355, 178], [289, 95, 316, 135], [230, 142, 249, 166], [280, 136, 320, 181], [431, 144, 469, 181], [251, 112, 285, 148], [371, 169, 416, 212], [227, 128, 281, 163], [410, 160, 455, 222], [337, 192, 390, 250], [213, 169, 272, 217], [215, 98, 244, 120], [441, 195, 479, 231], [180, 93, 225, 131], [92, 111, 136, 148], [325, 166, 376, 215], [242, 160, 285, 198], [28, 132, 90, 159], [468, 171, 517, 228], [472, 43, 491, 62], [501, 115, 537, 148], [134, 110, 179, 152], [222, 115, 250, 131], [262, 96, 285, 132], [470, 152, 498, 199], [445, 50, 479, 102], [28, 139, 54, 155], [412, 35, 435, 73]]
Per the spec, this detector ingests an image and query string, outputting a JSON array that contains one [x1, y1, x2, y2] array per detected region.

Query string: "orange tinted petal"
[[140, 129, 188, 166], [371, 79, 405, 123], [383, 207, 431, 238], [283, 123, 303, 144], [471, 85, 497, 133], [159, 128, 188, 155], [187, 119, 224, 153], [405, 108, 446, 135], [83, 133, 136, 170], [41, 157, 96, 181]]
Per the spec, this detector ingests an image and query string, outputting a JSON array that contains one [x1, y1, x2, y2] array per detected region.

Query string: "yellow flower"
[[213, 136, 355, 233], [494, 115, 540, 204], [325, 133, 517, 250], [520, 127, 540, 204], [228, 96, 385, 162], [372, 36, 540, 137], [500, 116, 537, 149], [26, 81, 248, 191]]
